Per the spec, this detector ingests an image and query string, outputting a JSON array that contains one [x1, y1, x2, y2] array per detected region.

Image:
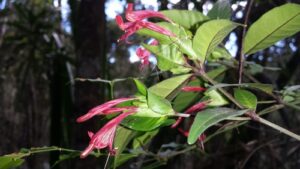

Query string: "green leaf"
[[132, 130, 159, 149], [188, 108, 248, 144], [0, 156, 24, 169], [234, 88, 257, 109], [193, 19, 239, 61], [147, 90, 174, 115], [142, 43, 190, 74], [244, 3, 300, 54], [207, 0, 232, 19], [122, 116, 170, 131], [207, 47, 232, 61], [138, 22, 198, 60], [148, 74, 192, 100], [204, 89, 228, 106], [113, 126, 137, 169], [133, 79, 147, 96], [161, 10, 208, 29]]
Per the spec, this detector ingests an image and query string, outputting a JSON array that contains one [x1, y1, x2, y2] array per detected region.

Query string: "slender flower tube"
[[181, 86, 206, 92], [80, 111, 135, 158], [171, 101, 208, 128], [115, 3, 175, 42], [136, 40, 159, 67], [76, 98, 136, 123]]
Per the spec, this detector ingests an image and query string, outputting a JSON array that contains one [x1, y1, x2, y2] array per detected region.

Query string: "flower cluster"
[[115, 3, 175, 43], [77, 98, 137, 158]]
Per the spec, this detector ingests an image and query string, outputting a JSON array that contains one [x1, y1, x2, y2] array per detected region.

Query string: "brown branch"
[[238, 0, 254, 84]]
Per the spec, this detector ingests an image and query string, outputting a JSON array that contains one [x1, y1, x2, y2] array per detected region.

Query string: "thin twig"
[[238, 0, 254, 84]]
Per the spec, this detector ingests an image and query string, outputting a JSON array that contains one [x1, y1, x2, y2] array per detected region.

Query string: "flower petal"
[[76, 98, 136, 123], [80, 112, 135, 158], [140, 21, 175, 37], [125, 3, 173, 23]]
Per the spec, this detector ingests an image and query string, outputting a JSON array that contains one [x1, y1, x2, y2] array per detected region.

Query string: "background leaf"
[[207, 0, 232, 19], [188, 108, 248, 144], [193, 19, 239, 62], [244, 3, 300, 54], [234, 88, 257, 109], [161, 10, 208, 29]]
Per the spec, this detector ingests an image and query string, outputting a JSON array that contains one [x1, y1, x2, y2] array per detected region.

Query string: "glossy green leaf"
[[113, 126, 137, 169], [0, 156, 24, 169], [148, 74, 192, 100], [143, 43, 190, 74], [244, 3, 300, 54], [147, 90, 174, 115], [132, 130, 159, 149], [234, 88, 257, 109], [161, 10, 208, 29], [207, 0, 232, 19], [204, 89, 228, 106], [133, 79, 147, 96], [193, 19, 239, 61], [138, 22, 198, 59], [122, 116, 170, 131], [188, 108, 248, 144]]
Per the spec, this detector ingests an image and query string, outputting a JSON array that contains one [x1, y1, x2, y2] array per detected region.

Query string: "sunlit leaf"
[[133, 79, 147, 96], [244, 3, 300, 54], [148, 74, 192, 100], [188, 108, 248, 144], [162, 10, 208, 29], [193, 19, 239, 62], [204, 89, 228, 106], [147, 90, 174, 115], [234, 88, 257, 109]]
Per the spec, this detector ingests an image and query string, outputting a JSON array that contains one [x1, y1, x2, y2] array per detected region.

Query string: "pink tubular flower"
[[136, 40, 159, 67], [80, 111, 135, 158], [181, 86, 206, 92], [76, 98, 136, 123], [171, 101, 208, 128], [115, 3, 175, 42]]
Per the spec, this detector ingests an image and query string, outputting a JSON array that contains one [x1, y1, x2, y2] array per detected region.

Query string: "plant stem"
[[257, 116, 300, 141], [238, 0, 254, 84]]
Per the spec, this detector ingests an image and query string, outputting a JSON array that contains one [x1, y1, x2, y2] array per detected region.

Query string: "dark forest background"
[[0, 0, 300, 169]]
